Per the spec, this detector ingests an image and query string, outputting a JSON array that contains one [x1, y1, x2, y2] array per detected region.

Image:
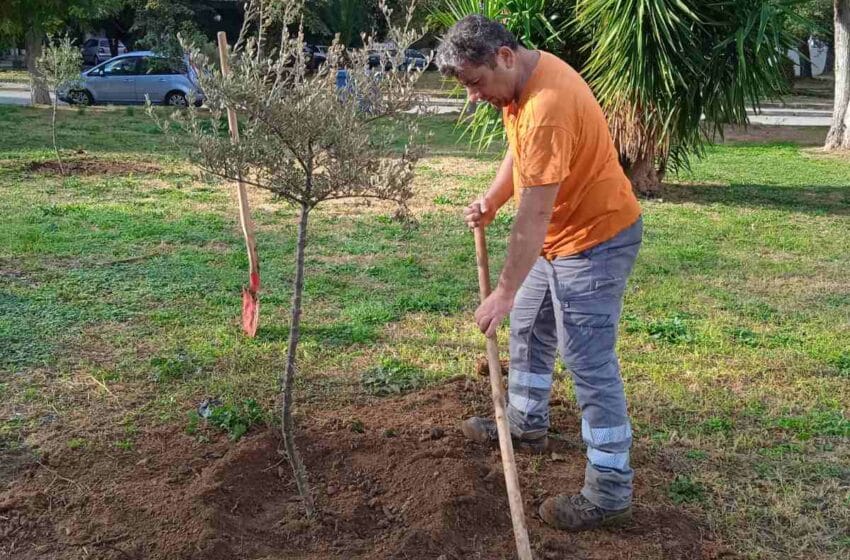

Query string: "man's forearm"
[[483, 151, 515, 209], [497, 184, 558, 295]]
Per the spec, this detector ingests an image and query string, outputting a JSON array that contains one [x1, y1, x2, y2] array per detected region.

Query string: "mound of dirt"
[[26, 158, 160, 176], [0, 378, 723, 559]]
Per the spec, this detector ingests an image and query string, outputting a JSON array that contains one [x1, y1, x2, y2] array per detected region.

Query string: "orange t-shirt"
[[503, 51, 641, 259]]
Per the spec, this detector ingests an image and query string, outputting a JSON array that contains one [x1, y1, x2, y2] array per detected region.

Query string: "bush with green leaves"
[[361, 357, 427, 395], [207, 398, 265, 441]]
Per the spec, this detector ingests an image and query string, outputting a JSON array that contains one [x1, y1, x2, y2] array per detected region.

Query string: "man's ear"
[[496, 46, 515, 69]]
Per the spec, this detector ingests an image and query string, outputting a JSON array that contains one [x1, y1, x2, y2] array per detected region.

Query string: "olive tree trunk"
[[826, 0, 850, 150], [26, 30, 51, 105], [51, 93, 64, 175], [281, 201, 315, 518]]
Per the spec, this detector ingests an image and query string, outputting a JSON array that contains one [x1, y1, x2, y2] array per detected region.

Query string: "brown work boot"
[[539, 494, 632, 531], [461, 416, 548, 455]]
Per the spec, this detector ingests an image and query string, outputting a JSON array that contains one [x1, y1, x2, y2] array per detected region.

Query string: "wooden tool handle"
[[216, 32, 259, 279], [473, 227, 533, 560]]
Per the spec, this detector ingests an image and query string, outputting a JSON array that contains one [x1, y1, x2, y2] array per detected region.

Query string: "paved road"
[[0, 82, 64, 106], [0, 83, 832, 125]]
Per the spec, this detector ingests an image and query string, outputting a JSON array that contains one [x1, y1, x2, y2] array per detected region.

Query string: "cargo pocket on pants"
[[561, 306, 617, 371]]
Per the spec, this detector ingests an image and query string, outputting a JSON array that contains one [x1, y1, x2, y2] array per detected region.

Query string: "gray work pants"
[[506, 217, 642, 510]]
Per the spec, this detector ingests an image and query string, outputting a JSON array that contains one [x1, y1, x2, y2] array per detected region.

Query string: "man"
[[436, 15, 643, 532]]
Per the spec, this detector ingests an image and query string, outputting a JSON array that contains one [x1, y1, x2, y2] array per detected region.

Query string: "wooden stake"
[[473, 226, 533, 560], [217, 31, 261, 335]]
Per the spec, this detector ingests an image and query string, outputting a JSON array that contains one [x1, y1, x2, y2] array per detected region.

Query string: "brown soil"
[[26, 158, 160, 176], [0, 378, 726, 560]]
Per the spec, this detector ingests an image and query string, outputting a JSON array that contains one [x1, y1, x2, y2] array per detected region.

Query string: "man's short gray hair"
[[436, 15, 519, 77]]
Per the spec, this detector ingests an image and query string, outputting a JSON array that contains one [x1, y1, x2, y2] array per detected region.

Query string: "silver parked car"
[[81, 37, 127, 65], [59, 51, 204, 107]]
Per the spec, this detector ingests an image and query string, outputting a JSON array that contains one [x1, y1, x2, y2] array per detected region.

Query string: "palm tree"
[[432, 0, 797, 194], [575, 0, 797, 194]]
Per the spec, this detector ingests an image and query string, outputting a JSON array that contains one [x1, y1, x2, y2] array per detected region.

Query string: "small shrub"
[[149, 350, 203, 382], [830, 352, 850, 378], [114, 439, 134, 451], [624, 313, 696, 344], [701, 416, 732, 435], [685, 449, 707, 460], [66, 438, 87, 449], [185, 410, 200, 436], [775, 410, 850, 440], [350, 419, 365, 433], [727, 327, 759, 347], [361, 357, 427, 395], [647, 314, 695, 344], [207, 398, 264, 441], [668, 475, 705, 504]]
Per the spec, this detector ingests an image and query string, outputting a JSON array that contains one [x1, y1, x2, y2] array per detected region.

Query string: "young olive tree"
[[35, 36, 82, 176], [151, 0, 428, 517]]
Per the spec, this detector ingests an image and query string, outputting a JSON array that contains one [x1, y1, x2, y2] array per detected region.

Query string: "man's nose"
[[466, 87, 482, 103]]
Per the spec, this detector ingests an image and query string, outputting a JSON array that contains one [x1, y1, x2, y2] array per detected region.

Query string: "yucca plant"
[[433, 0, 798, 194], [429, 0, 573, 149], [575, 0, 799, 194]]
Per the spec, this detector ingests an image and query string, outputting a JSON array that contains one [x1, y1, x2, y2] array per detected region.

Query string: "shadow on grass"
[[657, 182, 850, 216]]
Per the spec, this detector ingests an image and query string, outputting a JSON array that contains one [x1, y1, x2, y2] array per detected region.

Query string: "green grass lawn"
[[0, 105, 847, 559]]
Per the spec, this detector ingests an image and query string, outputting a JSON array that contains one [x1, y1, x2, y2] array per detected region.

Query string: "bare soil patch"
[[26, 158, 161, 177], [0, 378, 724, 559]]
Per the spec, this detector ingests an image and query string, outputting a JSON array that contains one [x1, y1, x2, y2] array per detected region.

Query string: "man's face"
[[454, 47, 517, 109]]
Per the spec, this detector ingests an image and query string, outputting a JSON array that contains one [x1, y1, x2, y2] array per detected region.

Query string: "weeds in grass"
[[774, 410, 850, 440], [206, 398, 264, 441], [625, 313, 696, 344], [350, 418, 365, 433], [66, 438, 87, 449], [150, 350, 206, 383], [361, 357, 427, 395], [668, 475, 705, 504]]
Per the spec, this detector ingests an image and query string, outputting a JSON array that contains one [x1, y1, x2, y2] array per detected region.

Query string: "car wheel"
[[68, 89, 93, 106], [165, 91, 188, 107]]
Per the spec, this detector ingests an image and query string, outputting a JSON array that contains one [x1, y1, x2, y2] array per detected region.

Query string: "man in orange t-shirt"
[[437, 15, 643, 531]]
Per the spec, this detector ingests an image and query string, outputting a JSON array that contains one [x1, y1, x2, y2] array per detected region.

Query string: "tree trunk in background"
[[108, 37, 120, 58], [25, 30, 51, 105], [826, 1, 850, 149], [624, 151, 663, 196], [825, 40, 835, 75], [799, 38, 813, 79]]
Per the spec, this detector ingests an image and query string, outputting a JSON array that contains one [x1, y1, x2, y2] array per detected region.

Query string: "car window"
[[138, 56, 184, 76], [102, 57, 140, 76]]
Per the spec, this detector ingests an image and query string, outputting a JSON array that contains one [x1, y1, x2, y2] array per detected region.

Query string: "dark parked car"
[[81, 38, 127, 65], [367, 48, 428, 72], [59, 51, 203, 106], [402, 49, 428, 71], [305, 44, 327, 71]]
